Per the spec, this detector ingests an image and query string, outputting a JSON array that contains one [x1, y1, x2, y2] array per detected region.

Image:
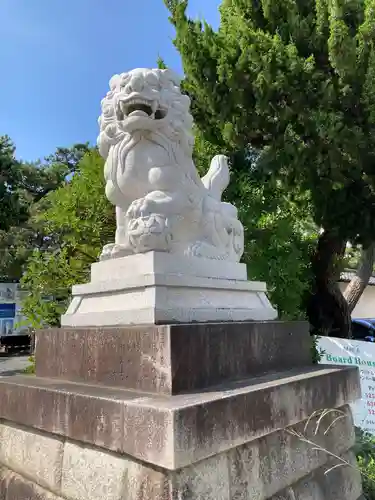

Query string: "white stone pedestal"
[[61, 252, 277, 327]]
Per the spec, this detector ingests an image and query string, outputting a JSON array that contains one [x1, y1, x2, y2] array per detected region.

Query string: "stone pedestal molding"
[[0, 320, 363, 499], [61, 252, 278, 327]]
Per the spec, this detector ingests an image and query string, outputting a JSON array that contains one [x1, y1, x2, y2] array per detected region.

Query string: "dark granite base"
[[0, 364, 359, 469], [35, 321, 311, 394]]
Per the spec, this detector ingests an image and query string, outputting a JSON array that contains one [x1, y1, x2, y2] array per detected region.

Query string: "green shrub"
[[23, 355, 35, 374], [311, 336, 324, 364], [355, 428, 375, 499]]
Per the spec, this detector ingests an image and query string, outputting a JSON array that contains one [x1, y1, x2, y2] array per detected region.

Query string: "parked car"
[[351, 318, 375, 342]]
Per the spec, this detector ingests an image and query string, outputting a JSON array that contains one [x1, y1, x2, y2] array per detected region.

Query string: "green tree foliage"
[[194, 130, 316, 319], [0, 136, 28, 232], [165, 0, 375, 336], [20, 149, 115, 328], [354, 429, 375, 499], [18, 143, 89, 202], [157, 56, 168, 69], [156, 50, 317, 319], [0, 143, 90, 283]]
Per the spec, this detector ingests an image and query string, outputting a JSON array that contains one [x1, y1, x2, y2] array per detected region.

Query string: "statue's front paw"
[[111, 244, 133, 258], [127, 197, 157, 219], [127, 198, 145, 219], [99, 243, 115, 261]]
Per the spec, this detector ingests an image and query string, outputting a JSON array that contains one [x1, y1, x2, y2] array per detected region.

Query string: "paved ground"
[[0, 353, 30, 376]]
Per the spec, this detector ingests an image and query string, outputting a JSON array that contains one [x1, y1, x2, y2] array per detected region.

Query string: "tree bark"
[[306, 229, 351, 338], [343, 243, 375, 314]]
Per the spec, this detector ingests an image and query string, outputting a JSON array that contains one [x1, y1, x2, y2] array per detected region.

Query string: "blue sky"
[[0, 0, 221, 161]]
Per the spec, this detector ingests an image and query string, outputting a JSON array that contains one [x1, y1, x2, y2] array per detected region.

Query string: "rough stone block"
[[60, 440, 244, 500], [0, 465, 64, 500], [228, 405, 355, 499], [123, 461, 172, 500], [35, 321, 311, 394], [174, 454, 230, 500], [0, 410, 362, 500], [0, 421, 63, 491], [319, 450, 362, 500], [61, 442, 131, 500], [62, 442, 230, 500], [271, 450, 362, 500]]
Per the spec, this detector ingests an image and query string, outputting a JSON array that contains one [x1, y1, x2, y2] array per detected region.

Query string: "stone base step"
[[61, 251, 277, 327], [0, 365, 360, 470], [35, 321, 311, 394]]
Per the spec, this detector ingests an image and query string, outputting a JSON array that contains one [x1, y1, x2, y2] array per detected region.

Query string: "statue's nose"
[[125, 76, 144, 93]]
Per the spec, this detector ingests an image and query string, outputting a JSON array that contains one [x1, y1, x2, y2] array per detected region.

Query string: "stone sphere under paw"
[[128, 215, 172, 253]]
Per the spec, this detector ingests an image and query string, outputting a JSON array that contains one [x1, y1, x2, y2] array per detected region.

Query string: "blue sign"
[[0, 304, 15, 319]]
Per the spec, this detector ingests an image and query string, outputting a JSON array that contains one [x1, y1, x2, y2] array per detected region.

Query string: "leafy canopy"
[[0, 143, 90, 283], [165, 0, 375, 334], [0, 136, 28, 232], [193, 125, 316, 320], [166, 0, 375, 244], [20, 149, 115, 328]]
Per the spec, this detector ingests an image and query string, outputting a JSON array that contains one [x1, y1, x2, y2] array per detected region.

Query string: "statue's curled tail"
[[201, 155, 230, 202]]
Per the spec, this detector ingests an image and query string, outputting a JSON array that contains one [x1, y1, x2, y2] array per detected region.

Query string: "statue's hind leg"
[[114, 206, 129, 245], [111, 205, 133, 257], [100, 205, 133, 260]]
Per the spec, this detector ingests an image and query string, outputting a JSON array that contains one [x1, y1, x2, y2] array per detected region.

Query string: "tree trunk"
[[343, 243, 375, 314], [306, 229, 351, 338]]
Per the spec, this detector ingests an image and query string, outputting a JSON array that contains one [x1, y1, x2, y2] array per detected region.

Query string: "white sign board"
[[318, 337, 375, 434]]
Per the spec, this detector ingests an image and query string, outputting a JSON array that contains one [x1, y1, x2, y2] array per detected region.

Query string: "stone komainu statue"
[[97, 68, 244, 262]]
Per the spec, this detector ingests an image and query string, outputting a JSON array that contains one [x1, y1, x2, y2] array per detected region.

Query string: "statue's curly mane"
[[97, 68, 195, 161], [97, 67, 244, 264]]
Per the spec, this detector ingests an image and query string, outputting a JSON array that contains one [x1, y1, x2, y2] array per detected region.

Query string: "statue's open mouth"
[[119, 98, 167, 120]]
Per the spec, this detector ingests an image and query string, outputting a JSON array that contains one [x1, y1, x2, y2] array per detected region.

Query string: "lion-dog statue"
[[97, 68, 244, 262]]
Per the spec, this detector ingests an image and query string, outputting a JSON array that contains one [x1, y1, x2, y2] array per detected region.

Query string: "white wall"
[[339, 282, 375, 319]]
